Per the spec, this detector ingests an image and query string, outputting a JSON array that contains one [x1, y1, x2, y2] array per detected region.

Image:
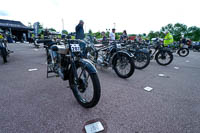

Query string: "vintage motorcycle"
[[0, 39, 11, 63], [44, 39, 101, 108], [168, 42, 189, 57], [125, 41, 150, 70], [86, 41, 135, 79], [149, 38, 174, 66]]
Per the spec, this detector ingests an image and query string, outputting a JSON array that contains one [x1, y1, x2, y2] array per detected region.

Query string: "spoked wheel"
[[69, 63, 101, 108], [134, 52, 150, 70], [113, 53, 135, 78], [177, 48, 189, 57], [1, 48, 7, 63], [155, 51, 173, 66]]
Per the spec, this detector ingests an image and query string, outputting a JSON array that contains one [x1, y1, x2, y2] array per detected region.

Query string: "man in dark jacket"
[[75, 20, 85, 39], [75, 20, 86, 57]]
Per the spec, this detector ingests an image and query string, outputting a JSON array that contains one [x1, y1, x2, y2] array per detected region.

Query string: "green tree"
[[95, 32, 102, 39], [62, 30, 68, 35], [173, 23, 187, 41], [49, 28, 56, 32], [148, 31, 160, 40], [160, 23, 174, 34], [187, 26, 200, 41]]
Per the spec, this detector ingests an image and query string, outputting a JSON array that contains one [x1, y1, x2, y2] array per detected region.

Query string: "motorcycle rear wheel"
[[177, 48, 189, 57], [113, 53, 135, 78], [155, 51, 173, 66], [134, 51, 150, 70]]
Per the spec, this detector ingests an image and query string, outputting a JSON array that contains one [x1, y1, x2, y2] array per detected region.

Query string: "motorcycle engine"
[[97, 55, 104, 64]]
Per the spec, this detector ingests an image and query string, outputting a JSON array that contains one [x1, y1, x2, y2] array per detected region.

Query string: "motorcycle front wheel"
[[155, 51, 173, 66], [69, 63, 101, 108], [113, 53, 135, 78]]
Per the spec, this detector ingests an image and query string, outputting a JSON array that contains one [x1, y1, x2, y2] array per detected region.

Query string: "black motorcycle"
[[45, 39, 101, 108], [86, 41, 135, 78], [149, 38, 173, 66], [126, 41, 150, 70], [0, 40, 9, 63], [169, 42, 189, 57]]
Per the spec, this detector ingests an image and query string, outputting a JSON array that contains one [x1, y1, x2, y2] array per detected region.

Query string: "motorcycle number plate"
[[116, 44, 122, 49], [71, 44, 81, 52]]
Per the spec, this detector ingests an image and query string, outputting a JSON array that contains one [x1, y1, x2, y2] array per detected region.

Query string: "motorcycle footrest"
[[47, 73, 59, 78]]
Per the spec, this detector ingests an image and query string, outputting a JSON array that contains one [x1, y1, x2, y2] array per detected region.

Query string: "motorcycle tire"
[[177, 48, 189, 57], [1, 48, 7, 63], [134, 51, 150, 70], [69, 62, 101, 108], [155, 51, 173, 66], [113, 53, 135, 78]]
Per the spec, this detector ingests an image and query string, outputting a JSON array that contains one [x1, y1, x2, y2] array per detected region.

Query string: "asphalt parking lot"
[[0, 43, 200, 133]]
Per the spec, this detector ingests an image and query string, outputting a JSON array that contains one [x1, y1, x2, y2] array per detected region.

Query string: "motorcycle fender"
[[111, 51, 134, 65], [79, 59, 97, 74]]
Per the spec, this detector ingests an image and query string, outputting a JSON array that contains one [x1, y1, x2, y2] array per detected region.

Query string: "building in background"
[[0, 19, 33, 42]]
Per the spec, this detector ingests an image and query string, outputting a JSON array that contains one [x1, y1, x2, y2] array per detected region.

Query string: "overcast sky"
[[0, 0, 200, 34]]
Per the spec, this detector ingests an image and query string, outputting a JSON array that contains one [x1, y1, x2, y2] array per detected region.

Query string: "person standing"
[[75, 20, 86, 57], [120, 30, 128, 41], [75, 20, 85, 40], [109, 28, 116, 41], [163, 31, 174, 47]]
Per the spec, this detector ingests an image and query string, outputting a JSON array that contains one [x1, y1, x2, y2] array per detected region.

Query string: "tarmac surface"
[[0, 43, 200, 133]]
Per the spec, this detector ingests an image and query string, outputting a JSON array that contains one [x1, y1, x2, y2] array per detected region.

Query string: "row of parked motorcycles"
[[37, 35, 192, 108]]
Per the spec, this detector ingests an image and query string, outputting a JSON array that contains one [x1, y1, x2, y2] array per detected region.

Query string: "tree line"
[[148, 23, 200, 41], [28, 22, 200, 41]]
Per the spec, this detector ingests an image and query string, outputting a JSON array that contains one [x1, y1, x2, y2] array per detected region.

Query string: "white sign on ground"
[[28, 68, 38, 72], [85, 121, 104, 133], [34, 49, 39, 51], [158, 74, 165, 77], [144, 86, 153, 92], [186, 60, 190, 63], [174, 67, 180, 69]]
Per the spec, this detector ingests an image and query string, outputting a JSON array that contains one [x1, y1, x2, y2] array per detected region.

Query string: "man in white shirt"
[[109, 28, 116, 41]]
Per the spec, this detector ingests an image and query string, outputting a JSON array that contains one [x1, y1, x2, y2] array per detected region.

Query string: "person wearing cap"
[[164, 31, 174, 47], [109, 28, 116, 41]]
